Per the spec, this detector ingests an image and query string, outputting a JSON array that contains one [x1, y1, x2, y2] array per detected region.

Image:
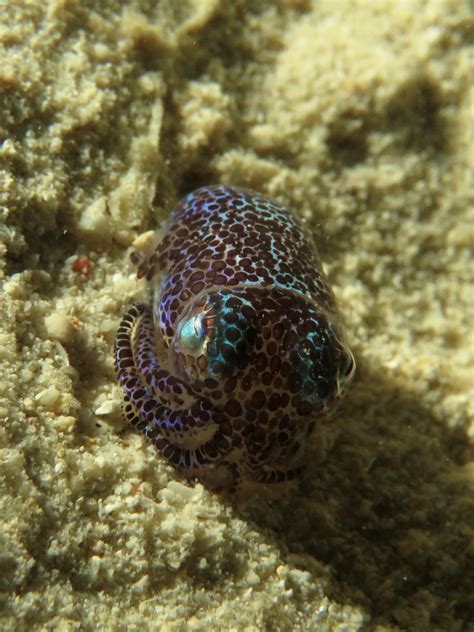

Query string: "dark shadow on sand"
[[242, 359, 473, 631]]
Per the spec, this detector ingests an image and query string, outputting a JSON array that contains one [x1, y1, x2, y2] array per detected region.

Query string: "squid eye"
[[179, 314, 206, 353], [315, 377, 331, 400]]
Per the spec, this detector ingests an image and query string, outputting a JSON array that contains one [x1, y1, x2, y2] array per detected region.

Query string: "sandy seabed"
[[0, 1, 472, 630]]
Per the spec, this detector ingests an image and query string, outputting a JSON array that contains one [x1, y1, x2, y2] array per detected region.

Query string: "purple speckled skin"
[[115, 185, 355, 490]]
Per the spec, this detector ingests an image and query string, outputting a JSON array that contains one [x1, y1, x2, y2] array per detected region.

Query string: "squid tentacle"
[[115, 305, 233, 467]]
